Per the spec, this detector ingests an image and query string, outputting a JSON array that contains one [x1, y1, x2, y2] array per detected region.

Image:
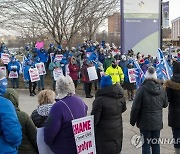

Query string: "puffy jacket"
[[164, 74, 180, 128], [91, 84, 126, 154], [0, 96, 22, 154], [106, 65, 124, 84], [3, 89, 38, 154], [130, 79, 168, 130], [68, 63, 79, 81], [48, 61, 61, 77], [37, 49, 48, 63], [7, 61, 20, 74]]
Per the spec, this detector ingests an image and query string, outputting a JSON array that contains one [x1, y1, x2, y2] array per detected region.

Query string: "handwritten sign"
[[128, 68, 136, 83], [9, 71, 18, 79], [72, 116, 96, 154], [50, 53, 55, 62], [87, 66, 98, 81], [0, 66, 6, 77], [1, 53, 10, 64], [53, 68, 63, 81], [55, 54, 63, 62], [35, 62, 46, 75], [29, 68, 40, 82]]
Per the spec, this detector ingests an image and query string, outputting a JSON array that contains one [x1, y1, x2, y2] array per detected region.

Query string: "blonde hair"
[[38, 89, 56, 105]]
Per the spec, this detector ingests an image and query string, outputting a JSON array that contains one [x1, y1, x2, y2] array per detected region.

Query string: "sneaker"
[[32, 92, 36, 95], [30, 93, 34, 96]]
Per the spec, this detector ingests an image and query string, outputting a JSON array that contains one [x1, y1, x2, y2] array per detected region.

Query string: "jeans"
[[140, 130, 160, 154], [38, 75, 45, 90], [11, 78, 19, 88], [172, 128, 180, 148]]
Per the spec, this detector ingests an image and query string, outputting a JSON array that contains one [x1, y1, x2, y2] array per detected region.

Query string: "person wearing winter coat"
[[0, 70, 22, 154], [164, 62, 180, 154], [103, 52, 115, 71], [91, 75, 126, 154], [48, 57, 61, 91], [130, 66, 168, 154], [3, 88, 38, 154], [31, 89, 56, 154], [7, 55, 20, 88], [68, 57, 80, 88], [44, 75, 88, 154]]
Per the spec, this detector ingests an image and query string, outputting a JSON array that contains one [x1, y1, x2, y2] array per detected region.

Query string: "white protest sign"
[[1, 53, 10, 64], [53, 68, 63, 81], [35, 62, 46, 75], [50, 53, 54, 62], [0, 66, 6, 77], [29, 68, 40, 82], [55, 54, 63, 62], [128, 68, 136, 83], [9, 71, 18, 79], [72, 116, 96, 154], [87, 66, 98, 81]]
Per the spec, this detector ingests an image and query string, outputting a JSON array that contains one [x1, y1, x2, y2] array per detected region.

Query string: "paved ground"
[[17, 89, 174, 154]]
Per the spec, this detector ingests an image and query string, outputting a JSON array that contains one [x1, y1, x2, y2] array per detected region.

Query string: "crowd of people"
[[0, 40, 180, 154]]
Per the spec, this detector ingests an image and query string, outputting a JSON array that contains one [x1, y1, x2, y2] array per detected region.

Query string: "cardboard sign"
[[128, 68, 136, 83], [87, 66, 98, 81], [29, 68, 40, 82], [35, 62, 46, 75], [0, 66, 6, 77], [1, 53, 10, 64], [55, 54, 63, 62], [9, 71, 18, 79], [53, 68, 63, 81], [72, 116, 96, 154]]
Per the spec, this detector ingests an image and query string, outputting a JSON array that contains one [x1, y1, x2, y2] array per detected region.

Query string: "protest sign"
[[53, 68, 63, 81], [35, 62, 46, 75], [1, 53, 10, 64], [9, 71, 18, 79], [50, 53, 55, 62], [128, 68, 136, 83], [29, 68, 40, 82], [35, 42, 44, 49], [0, 66, 6, 77], [72, 116, 96, 154], [55, 54, 63, 62], [87, 66, 98, 81]]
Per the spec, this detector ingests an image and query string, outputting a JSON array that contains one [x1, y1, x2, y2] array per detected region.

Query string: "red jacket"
[[68, 63, 79, 80]]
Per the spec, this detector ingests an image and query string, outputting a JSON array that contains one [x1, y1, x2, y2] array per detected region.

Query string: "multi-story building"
[[108, 13, 121, 34], [171, 17, 180, 40]]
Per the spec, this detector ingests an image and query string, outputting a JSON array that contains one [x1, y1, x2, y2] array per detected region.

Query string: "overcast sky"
[[167, 0, 180, 21]]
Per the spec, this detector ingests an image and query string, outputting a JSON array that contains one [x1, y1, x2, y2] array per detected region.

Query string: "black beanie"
[[173, 62, 180, 75]]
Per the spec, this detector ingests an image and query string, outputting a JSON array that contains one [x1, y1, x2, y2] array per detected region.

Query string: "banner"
[[53, 68, 63, 81], [29, 68, 40, 82], [121, 0, 161, 56], [87, 66, 98, 81], [162, 1, 169, 28], [35, 62, 46, 75], [0, 66, 6, 77], [128, 69, 136, 83], [9, 71, 18, 79], [1, 53, 10, 64], [72, 116, 96, 154]]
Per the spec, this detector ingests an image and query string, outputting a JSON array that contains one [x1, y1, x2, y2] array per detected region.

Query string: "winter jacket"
[[0, 96, 22, 154], [44, 95, 88, 154], [91, 84, 126, 154], [164, 74, 180, 128], [81, 61, 93, 83], [37, 49, 48, 63], [130, 79, 168, 130], [68, 63, 79, 81], [3, 88, 38, 154], [103, 57, 115, 71], [48, 61, 61, 77], [7, 60, 20, 74], [106, 65, 124, 84]]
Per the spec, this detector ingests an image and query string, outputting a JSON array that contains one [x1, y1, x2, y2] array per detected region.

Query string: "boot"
[[175, 148, 180, 154]]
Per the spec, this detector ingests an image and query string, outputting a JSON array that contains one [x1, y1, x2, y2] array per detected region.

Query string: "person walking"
[[44, 75, 88, 154], [164, 62, 180, 154], [91, 75, 126, 154], [3, 88, 38, 154], [0, 70, 22, 154], [130, 66, 168, 154]]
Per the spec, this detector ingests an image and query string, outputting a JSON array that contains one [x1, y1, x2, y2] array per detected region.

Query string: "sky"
[[167, 0, 180, 22]]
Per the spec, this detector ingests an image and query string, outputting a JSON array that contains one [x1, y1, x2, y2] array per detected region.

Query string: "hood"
[[3, 88, 19, 111], [37, 104, 53, 116], [95, 84, 124, 99], [142, 79, 162, 95], [164, 79, 180, 91]]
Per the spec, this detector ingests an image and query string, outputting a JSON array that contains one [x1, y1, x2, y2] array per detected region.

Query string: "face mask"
[[0, 77, 7, 95]]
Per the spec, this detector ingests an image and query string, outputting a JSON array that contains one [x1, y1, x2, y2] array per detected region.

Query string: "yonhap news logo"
[[131, 133, 144, 148]]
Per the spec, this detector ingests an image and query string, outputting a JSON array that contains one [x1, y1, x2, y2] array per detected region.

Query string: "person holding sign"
[[44, 76, 88, 154], [7, 55, 20, 88], [91, 75, 126, 154]]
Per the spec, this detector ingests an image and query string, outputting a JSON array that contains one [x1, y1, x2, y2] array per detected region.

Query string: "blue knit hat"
[[100, 75, 113, 88]]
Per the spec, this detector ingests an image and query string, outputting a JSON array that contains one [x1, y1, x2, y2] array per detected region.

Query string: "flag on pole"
[[156, 49, 173, 80], [133, 59, 145, 89]]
